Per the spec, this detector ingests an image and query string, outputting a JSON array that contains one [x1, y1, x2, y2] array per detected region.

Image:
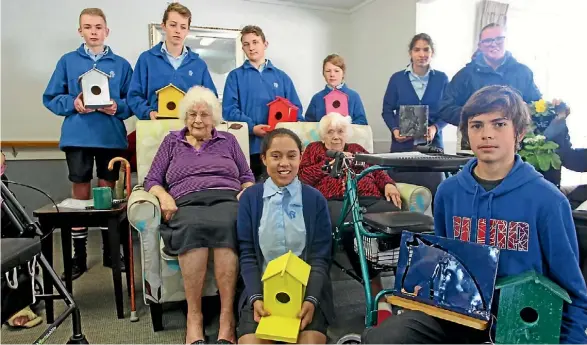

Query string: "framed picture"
[[149, 24, 245, 100]]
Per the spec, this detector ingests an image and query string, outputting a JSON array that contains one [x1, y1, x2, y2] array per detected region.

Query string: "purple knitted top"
[[144, 127, 255, 199]]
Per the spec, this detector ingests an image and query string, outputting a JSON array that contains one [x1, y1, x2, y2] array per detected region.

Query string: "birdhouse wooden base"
[[388, 295, 489, 330], [256, 315, 301, 343], [85, 99, 113, 110]]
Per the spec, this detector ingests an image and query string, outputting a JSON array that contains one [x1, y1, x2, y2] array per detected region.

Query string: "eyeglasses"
[[480, 36, 506, 46], [186, 112, 211, 121]]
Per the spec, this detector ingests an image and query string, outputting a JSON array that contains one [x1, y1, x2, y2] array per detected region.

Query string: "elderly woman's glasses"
[[480, 36, 505, 46], [186, 112, 211, 121]]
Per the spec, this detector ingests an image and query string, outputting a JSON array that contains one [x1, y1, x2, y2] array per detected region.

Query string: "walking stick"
[[108, 157, 138, 322]]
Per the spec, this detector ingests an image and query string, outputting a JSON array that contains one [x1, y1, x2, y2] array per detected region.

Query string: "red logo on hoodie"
[[452, 216, 529, 252]]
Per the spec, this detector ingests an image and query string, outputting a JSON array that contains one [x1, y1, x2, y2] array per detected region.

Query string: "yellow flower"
[[535, 99, 547, 113]]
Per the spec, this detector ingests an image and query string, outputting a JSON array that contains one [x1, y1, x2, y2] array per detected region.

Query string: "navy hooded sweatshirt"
[[434, 156, 587, 343]]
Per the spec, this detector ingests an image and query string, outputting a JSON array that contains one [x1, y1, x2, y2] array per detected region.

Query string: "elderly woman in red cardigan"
[[299, 112, 401, 309]]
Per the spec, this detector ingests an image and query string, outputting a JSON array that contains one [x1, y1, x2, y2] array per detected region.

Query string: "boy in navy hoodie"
[[363, 85, 587, 344], [222, 25, 303, 180], [42, 8, 133, 280], [127, 2, 217, 120]]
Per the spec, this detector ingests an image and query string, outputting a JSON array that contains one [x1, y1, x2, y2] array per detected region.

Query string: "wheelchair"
[[1, 181, 88, 344], [323, 148, 471, 343]]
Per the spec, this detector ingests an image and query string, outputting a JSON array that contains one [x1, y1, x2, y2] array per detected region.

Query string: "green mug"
[[93, 187, 113, 210]]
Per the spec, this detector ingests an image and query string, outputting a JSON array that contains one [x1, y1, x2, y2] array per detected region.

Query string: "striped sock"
[[71, 227, 88, 239]]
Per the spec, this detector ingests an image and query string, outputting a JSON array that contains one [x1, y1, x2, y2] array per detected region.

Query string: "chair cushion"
[[135, 120, 250, 184], [1, 238, 41, 273], [363, 211, 434, 235], [276, 122, 374, 153]]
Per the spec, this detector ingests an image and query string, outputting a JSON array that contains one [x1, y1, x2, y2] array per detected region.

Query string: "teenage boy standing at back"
[[362, 85, 587, 344], [222, 25, 303, 180], [43, 8, 133, 280], [127, 2, 217, 120]]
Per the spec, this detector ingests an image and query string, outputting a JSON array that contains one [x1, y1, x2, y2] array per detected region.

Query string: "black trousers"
[[362, 310, 489, 344]]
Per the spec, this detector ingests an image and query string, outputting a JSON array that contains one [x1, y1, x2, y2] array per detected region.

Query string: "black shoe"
[[61, 255, 88, 281], [103, 254, 127, 272]]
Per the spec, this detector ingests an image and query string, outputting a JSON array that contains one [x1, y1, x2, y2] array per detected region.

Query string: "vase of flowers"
[[519, 99, 562, 171]]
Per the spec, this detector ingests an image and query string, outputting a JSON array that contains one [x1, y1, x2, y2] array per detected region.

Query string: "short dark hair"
[[460, 85, 531, 148], [260, 128, 303, 157], [240, 25, 266, 42]]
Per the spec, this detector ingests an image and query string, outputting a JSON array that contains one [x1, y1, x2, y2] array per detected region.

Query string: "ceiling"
[[243, 0, 372, 13]]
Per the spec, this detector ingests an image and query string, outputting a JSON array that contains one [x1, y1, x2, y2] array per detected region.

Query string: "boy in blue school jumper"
[[42, 8, 133, 280], [363, 85, 587, 344], [305, 54, 367, 124], [382, 34, 448, 152], [222, 25, 303, 180], [127, 3, 217, 121]]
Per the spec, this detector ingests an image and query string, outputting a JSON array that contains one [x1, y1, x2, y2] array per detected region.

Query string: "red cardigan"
[[299, 142, 395, 199]]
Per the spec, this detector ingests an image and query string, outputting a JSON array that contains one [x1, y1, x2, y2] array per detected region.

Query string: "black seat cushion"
[[363, 211, 434, 235], [1, 238, 41, 273]]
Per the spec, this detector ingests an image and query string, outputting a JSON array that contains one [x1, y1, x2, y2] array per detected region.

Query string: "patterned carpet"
[[1, 230, 393, 344]]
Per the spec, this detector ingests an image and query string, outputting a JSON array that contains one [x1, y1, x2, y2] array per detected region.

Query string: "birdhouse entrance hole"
[[167, 101, 177, 111], [276, 292, 290, 304], [520, 307, 539, 325], [91, 85, 102, 95], [275, 111, 283, 120], [332, 100, 341, 109]]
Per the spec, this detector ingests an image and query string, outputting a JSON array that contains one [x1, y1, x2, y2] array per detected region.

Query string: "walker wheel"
[[337, 333, 361, 344]]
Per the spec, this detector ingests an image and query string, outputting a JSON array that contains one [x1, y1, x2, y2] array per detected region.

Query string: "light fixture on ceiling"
[[200, 37, 216, 46]]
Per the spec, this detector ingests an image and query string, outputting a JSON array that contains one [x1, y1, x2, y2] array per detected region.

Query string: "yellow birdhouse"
[[255, 251, 311, 343], [155, 83, 185, 119]]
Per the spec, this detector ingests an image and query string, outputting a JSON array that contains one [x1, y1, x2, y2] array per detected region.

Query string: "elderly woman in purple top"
[[144, 86, 254, 344]]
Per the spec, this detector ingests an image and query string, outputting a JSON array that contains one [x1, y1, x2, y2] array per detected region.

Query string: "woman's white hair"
[[178, 86, 222, 126], [318, 112, 353, 139]]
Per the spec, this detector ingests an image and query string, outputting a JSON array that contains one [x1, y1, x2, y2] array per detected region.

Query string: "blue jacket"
[[237, 182, 334, 322], [42, 44, 133, 149], [434, 156, 587, 344], [439, 52, 541, 126], [305, 84, 367, 124], [382, 69, 449, 152], [127, 42, 217, 120], [222, 60, 303, 155]]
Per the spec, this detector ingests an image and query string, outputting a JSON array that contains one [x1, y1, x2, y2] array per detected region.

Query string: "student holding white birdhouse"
[[42, 7, 133, 281]]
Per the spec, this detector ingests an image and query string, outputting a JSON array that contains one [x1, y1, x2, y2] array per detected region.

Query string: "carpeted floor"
[[1, 230, 393, 344]]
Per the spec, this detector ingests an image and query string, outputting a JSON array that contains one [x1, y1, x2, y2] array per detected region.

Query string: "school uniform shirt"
[[42, 44, 133, 149], [127, 42, 217, 120], [305, 83, 368, 124], [222, 60, 304, 155], [259, 177, 306, 271], [382, 66, 449, 152], [434, 155, 587, 343], [237, 182, 334, 322]]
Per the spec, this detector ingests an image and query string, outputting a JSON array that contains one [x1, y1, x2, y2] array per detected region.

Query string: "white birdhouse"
[[78, 68, 113, 109]]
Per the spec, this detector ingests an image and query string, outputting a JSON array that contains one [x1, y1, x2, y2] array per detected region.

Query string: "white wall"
[[345, 0, 418, 152], [1, 0, 348, 159]]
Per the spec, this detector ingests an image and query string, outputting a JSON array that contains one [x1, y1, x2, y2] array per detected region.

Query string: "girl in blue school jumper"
[[222, 25, 303, 181], [236, 128, 334, 344], [305, 54, 368, 124], [382, 33, 449, 152], [127, 3, 217, 120], [382, 33, 449, 197]]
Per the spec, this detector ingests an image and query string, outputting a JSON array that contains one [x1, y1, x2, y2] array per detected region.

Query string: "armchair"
[[126, 120, 250, 331]]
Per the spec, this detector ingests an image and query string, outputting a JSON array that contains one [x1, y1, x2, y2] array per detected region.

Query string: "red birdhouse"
[[267, 96, 299, 131], [324, 89, 349, 116]]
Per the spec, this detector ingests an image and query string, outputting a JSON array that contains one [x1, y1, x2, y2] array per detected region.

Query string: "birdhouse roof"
[[155, 83, 186, 95], [261, 251, 310, 286], [495, 270, 571, 303], [323, 89, 348, 100], [267, 96, 299, 110], [78, 67, 110, 80]]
